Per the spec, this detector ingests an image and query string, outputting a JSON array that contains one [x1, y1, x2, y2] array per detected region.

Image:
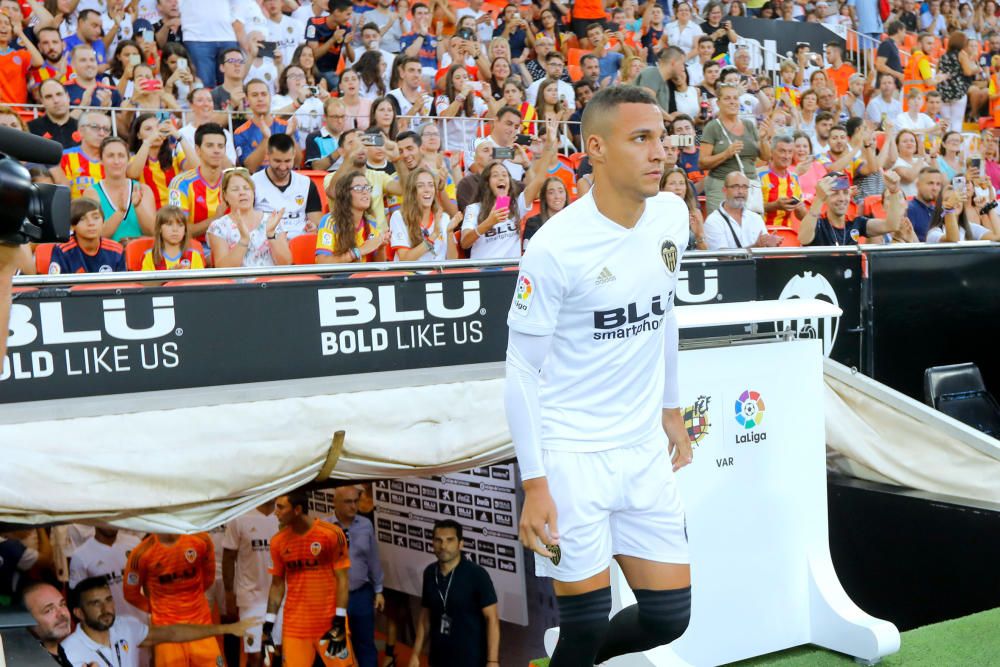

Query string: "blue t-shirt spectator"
[[233, 118, 289, 167], [906, 197, 936, 242], [493, 22, 527, 60], [598, 51, 624, 83], [399, 32, 439, 69], [48, 239, 126, 274], [63, 35, 106, 65]]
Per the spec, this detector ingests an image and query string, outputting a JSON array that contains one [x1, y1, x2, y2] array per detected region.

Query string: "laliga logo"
[[318, 281, 481, 326], [776, 271, 839, 357], [7, 297, 177, 347]]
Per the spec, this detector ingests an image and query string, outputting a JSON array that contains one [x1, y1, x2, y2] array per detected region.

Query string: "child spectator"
[[48, 199, 126, 275], [142, 206, 206, 270]]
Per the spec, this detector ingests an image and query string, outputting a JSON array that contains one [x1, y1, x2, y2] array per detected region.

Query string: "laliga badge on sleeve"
[[512, 274, 534, 315]]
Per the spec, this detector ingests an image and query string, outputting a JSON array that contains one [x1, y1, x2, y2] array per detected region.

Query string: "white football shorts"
[[535, 435, 690, 582]]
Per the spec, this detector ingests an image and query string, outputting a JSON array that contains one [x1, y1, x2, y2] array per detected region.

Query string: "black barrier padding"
[[867, 248, 1000, 401], [828, 476, 1000, 631]]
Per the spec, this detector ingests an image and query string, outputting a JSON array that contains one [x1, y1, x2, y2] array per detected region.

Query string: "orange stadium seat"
[[567, 48, 587, 68], [863, 195, 886, 218], [124, 237, 155, 272], [768, 226, 801, 247], [299, 170, 331, 213], [34, 243, 55, 275], [289, 233, 318, 264]]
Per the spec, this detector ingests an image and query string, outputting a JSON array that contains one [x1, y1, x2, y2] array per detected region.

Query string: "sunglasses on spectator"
[[350, 185, 373, 193]]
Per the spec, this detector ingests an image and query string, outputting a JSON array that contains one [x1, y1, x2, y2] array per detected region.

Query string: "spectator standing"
[[222, 501, 280, 667], [902, 33, 940, 105], [153, 0, 184, 48], [67, 526, 144, 622], [62, 577, 254, 667], [316, 170, 388, 263], [28, 80, 79, 149], [141, 205, 207, 270], [208, 168, 291, 268], [0, 11, 42, 105], [324, 486, 385, 667], [896, 0, 919, 32], [875, 21, 906, 86], [700, 2, 738, 58], [390, 167, 461, 261], [368, 0, 409, 54], [234, 79, 291, 171], [305, 0, 355, 89], [761, 135, 807, 227], [703, 171, 776, 249], [169, 123, 230, 241], [458, 0, 494, 45], [128, 113, 200, 210], [700, 83, 771, 213], [937, 31, 981, 130], [272, 65, 328, 148], [82, 136, 156, 242], [823, 42, 856, 98], [664, 1, 703, 59], [906, 167, 945, 240], [800, 171, 904, 245], [636, 46, 686, 120], [262, 0, 304, 64], [408, 520, 500, 667], [253, 133, 324, 238], [179, 0, 239, 88], [921, 0, 947, 37], [264, 491, 353, 667], [849, 0, 884, 42]]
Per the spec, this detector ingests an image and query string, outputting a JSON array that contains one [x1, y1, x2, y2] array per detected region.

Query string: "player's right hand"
[[262, 621, 276, 667], [519, 479, 560, 559]]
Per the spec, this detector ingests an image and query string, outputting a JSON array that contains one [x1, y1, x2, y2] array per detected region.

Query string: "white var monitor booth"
[[540, 299, 900, 666]]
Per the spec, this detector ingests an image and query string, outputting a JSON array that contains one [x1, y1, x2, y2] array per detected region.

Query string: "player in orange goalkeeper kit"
[[124, 532, 224, 667], [263, 489, 353, 667]]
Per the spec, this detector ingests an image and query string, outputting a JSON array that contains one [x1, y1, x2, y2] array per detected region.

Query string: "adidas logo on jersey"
[[595, 267, 616, 285]]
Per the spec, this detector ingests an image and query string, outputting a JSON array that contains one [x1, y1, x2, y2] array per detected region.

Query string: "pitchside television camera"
[[0, 126, 70, 245]]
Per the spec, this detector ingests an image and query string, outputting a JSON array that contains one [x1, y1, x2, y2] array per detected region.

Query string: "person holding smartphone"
[[798, 170, 905, 246], [761, 135, 807, 227]]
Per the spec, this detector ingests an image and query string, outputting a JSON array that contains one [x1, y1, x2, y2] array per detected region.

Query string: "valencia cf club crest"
[[184, 548, 197, 564], [683, 395, 711, 447], [660, 239, 678, 273], [310, 541, 322, 556]]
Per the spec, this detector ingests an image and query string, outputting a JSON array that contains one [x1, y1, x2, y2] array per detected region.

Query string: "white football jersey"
[[222, 509, 280, 610], [462, 193, 526, 260], [68, 534, 146, 622], [252, 170, 315, 239], [507, 190, 689, 452]]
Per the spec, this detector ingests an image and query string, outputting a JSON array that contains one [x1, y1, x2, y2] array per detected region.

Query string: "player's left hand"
[[320, 615, 348, 658], [662, 409, 693, 472]]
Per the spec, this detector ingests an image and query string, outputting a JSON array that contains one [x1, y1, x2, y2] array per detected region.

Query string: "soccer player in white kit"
[[505, 85, 694, 665]]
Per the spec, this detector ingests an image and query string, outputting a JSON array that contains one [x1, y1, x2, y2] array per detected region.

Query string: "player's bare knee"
[[635, 587, 692, 644]]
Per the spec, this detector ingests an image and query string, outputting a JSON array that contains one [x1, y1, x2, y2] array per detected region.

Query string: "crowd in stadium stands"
[[5, 487, 501, 667], [0, 0, 994, 276]]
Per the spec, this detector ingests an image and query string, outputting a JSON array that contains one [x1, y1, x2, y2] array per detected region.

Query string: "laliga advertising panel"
[[598, 337, 894, 666]]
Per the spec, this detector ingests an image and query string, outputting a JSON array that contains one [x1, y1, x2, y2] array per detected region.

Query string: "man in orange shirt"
[[264, 490, 353, 667], [823, 42, 856, 97], [123, 532, 223, 667]]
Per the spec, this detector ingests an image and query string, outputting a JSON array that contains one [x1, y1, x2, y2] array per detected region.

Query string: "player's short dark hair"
[[433, 519, 463, 541], [829, 123, 848, 136], [339, 127, 362, 146], [658, 45, 685, 64], [698, 35, 714, 45], [396, 130, 421, 146], [586, 22, 604, 34], [68, 577, 110, 612], [285, 489, 311, 514], [195, 122, 226, 147], [545, 50, 565, 63], [361, 22, 380, 33], [78, 8, 100, 22], [267, 132, 296, 153], [886, 20, 904, 36], [825, 41, 843, 53], [244, 78, 270, 95], [580, 53, 599, 68], [330, 0, 353, 11], [70, 198, 100, 226], [815, 110, 836, 124], [220, 46, 244, 62], [581, 85, 658, 142]]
